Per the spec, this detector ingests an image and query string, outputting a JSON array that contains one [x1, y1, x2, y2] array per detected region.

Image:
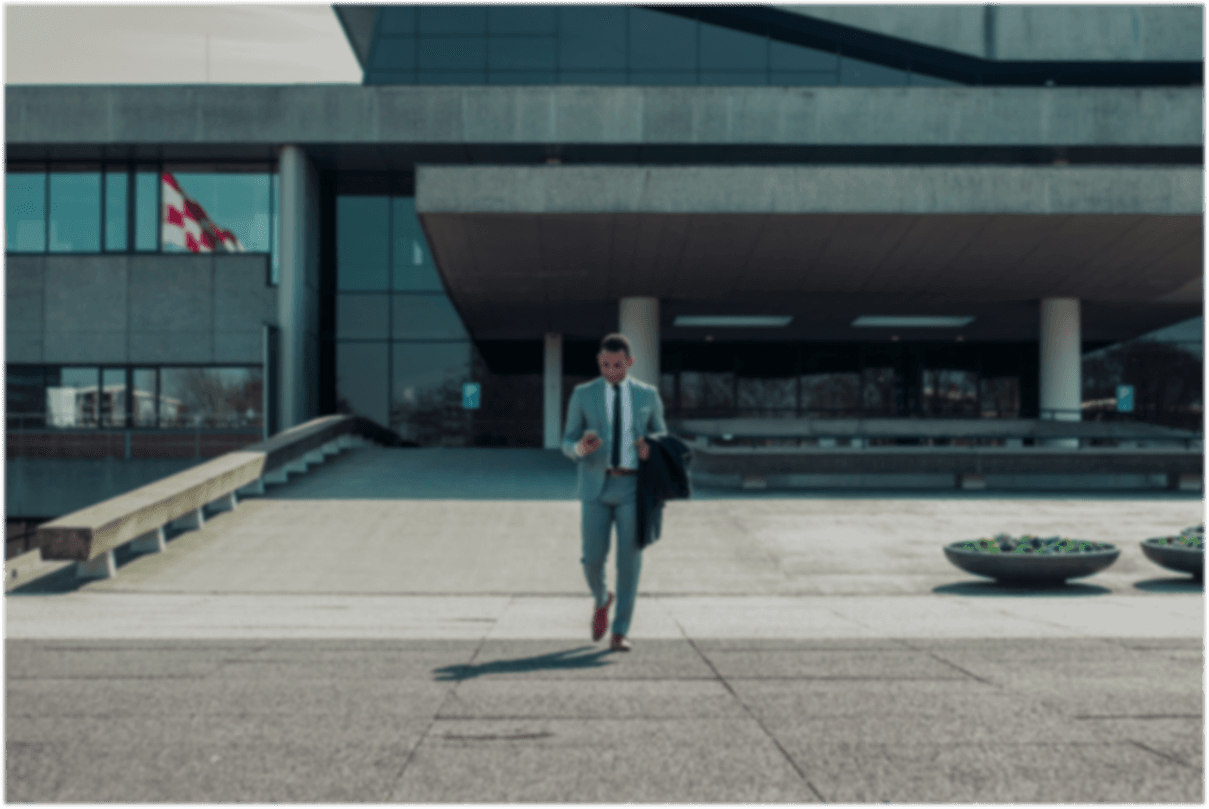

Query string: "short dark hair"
[[599, 333, 632, 358]]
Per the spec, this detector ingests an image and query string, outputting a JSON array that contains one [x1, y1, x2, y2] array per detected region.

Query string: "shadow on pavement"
[[433, 645, 615, 681], [932, 580, 1113, 597], [1133, 576, 1204, 593], [8, 543, 151, 596]]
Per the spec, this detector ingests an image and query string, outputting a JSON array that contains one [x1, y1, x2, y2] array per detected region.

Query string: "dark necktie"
[[611, 384, 622, 468]]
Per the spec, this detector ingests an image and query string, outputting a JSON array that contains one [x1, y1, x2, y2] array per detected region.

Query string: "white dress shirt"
[[605, 377, 636, 470]]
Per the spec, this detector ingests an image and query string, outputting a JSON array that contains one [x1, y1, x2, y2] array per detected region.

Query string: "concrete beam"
[[416, 165, 1202, 217], [6, 85, 1200, 148]]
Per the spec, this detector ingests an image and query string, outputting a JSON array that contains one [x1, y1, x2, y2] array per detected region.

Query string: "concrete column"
[[544, 333, 563, 449], [277, 145, 312, 432], [619, 297, 660, 387], [1040, 297, 1081, 448]]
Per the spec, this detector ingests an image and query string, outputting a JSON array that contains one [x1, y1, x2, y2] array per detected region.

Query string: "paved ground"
[[6, 446, 1205, 802]]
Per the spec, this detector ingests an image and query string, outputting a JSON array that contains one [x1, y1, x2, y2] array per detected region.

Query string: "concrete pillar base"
[[76, 550, 116, 580], [237, 478, 266, 496], [207, 492, 237, 514], [130, 527, 167, 554], [173, 508, 205, 531]]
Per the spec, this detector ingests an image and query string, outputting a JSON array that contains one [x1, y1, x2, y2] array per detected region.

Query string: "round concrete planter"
[[1140, 533, 1204, 580], [944, 537, 1120, 584]]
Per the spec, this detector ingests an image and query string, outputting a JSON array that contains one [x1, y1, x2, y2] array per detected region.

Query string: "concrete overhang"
[[777, 5, 1203, 63], [5, 85, 1201, 161], [415, 164, 1202, 344]]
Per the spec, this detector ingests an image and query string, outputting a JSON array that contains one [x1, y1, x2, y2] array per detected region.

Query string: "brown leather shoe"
[[610, 634, 632, 652], [592, 593, 614, 642]]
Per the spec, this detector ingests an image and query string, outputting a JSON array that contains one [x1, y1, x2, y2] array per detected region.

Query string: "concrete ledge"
[[7, 85, 1200, 147], [417, 164, 1202, 216]]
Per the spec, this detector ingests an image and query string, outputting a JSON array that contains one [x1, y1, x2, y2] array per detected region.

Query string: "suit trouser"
[[580, 474, 642, 636]]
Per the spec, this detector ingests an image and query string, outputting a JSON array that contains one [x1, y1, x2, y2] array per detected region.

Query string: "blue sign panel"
[[1116, 384, 1134, 413], [462, 382, 481, 410]]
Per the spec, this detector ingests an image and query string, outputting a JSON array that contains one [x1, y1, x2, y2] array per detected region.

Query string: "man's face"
[[598, 350, 633, 384]]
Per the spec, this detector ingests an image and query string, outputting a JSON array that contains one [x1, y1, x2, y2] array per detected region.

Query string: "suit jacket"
[[636, 434, 693, 549], [561, 376, 668, 502]]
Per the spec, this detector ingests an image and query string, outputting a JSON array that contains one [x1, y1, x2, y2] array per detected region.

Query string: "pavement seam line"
[[894, 640, 999, 686], [385, 611, 497, 798], [1126, 739, 1196, 770], [678, 631, 826, 802]]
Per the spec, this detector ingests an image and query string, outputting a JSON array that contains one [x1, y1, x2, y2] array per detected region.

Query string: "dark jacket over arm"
[[636, 434, 693, 549]]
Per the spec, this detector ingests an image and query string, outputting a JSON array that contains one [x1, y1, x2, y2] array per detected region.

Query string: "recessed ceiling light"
[[674, 315, 793, 328], [852, 316, 975, 328]]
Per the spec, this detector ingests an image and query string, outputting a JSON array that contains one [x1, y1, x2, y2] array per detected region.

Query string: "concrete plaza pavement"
[[6, 446, 1205, 802]]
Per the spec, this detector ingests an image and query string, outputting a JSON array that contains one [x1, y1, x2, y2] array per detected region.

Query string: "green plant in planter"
[[958, 534, 1114, 554], [1152, 524, 1205, 549]]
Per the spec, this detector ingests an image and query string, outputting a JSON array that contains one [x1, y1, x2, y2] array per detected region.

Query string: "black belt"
[[606, 468, 637, 476]]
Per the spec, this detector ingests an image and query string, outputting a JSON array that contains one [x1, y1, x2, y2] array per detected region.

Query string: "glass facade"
[[335, 194, 476, 445], [365, 5, 953, 87], [5, 163, 275, 260], [1082, 316, 1203, 431], [7, 365, 263, 430]]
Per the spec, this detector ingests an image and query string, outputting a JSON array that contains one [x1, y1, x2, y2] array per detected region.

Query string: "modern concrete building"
[[5, 4, 1203, 523]]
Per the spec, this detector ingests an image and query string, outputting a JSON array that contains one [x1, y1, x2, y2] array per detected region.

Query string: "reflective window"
[[270, 174, 280, 284], [558, 6, 627, 70], [490, 6, 556, 35], [488, 37, 557, 70], [737, 377, 796, 417], [165, 170, 271, 253], [680, 371, 734, 413], [100, 368, 127, 427], [770, 71, 838, 86], [840, 55, 909, 86], [391, 340, 472, 445], [104, 170, 129, 251], [337, 294, 390, 340], [134, 168, 159, 251], [558, 70, 627, 84], [699, 21, 768, 70], [630, 71, 697, 86], [48, 169, 101, 252], [923, 369, 978, 416], [801, 372, 861, 416], [770, 40, 837, 72], [380, 6, 416, 34], [419, 5, 487, 35], [660, 373, 676, 409], [418, 37, 487, 70], [132, 368, 158, 427], [980, 377, 1021, 418], [416, 71, 486, 84], [490, 71, 557, 85], [7, 366, 47, 428], [392, 294, 469, 340], [362, 7, 923, 87], [337, 196, 390, 291], [7, 167, 47, 252], [50, 367, 99, 428], [862, 367, 899, 415], [629, 8, 697, 71], [392, 198, 444, 291], [374, 37, 416, 70], [337, 341, 389, 426], [701, 72, 768, 86], [159, 367, 263, 428]]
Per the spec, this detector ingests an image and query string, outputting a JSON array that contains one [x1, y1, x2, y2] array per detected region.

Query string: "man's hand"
[[579, 431, 602, 456], [635, 436, 650, 461]]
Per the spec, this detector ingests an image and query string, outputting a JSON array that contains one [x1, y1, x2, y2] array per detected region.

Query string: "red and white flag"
[[161, 172, 245, 253]]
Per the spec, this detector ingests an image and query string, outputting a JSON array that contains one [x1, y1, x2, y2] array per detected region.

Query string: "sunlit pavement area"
[[6, 447, 1204, 802]]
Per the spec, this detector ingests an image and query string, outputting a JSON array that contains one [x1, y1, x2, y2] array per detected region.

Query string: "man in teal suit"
[[562, 333, 668, 652]]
